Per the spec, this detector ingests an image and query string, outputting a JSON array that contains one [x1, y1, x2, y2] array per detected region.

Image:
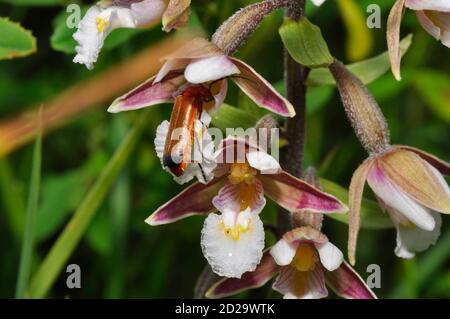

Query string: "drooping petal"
[[395, 145, 450, 176], [184, 56, 240, 84], [325, 261, 377, 299], [405, 0, 450, 12], [270, 239, 298, 266], [108, 71, 184, 113], [259, 171, 347, 214], [162, 0, 191, 31], [415, 11, 450, 48], [145, 178, 225, 225], [387, 0, 407, 80], [229, 58, 296, 117], [212, 179, 266, 216], [273, 265, 328, 299], [379, 150, 450, 214], [206, 250, 279, 298], [367, 164, 436, 231], [247, 150, 281, 175], [201, 211, 265, 278], [392, 210, 442, 259], [348, 158, 374, 265], [316, 242, 344, 272]]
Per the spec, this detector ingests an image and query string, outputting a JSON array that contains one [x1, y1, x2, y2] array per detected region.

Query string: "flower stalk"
[[278, 0, 308, 235]]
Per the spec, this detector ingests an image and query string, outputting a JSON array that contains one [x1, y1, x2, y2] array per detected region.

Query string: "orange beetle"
[[163, 85, 214, 177]]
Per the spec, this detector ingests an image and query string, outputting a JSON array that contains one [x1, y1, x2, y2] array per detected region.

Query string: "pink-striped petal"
[[184, 55, 240, 84], [205, 250, 279, 298], [395, 145, 450, 176], [325, 261, 377, 299], [108, 71, 184, 113], [405, 0, 450, 12], [348, 159, 375, 265], [212, 179, 266, 216], [387, 0, 407, 80], [273, 265, 328, 299], [229, 58, 296, 117], [145, 177, 225, 225], [258, 171, 347, 214]]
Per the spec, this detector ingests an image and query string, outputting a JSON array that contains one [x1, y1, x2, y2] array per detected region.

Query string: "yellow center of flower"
[[228, 162, 258, 211], [288, 243, 320, 298], [291, 243, 319, 272], [220, 219, 252, 241], [400, 220, 417, 229], [228, 162, 257, 185], [96, 17, 108, 34]]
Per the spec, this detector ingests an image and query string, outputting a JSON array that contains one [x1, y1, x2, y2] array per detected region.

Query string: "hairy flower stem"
[[212, 0, 293, 54], [278, 0, 308, 236]]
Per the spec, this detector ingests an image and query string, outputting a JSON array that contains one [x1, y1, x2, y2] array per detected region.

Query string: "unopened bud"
[[329, 60, 391, 155], [212, 0, 290, 55]]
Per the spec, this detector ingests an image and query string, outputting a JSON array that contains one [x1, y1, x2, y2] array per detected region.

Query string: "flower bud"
[[329, 60, 390, 155]]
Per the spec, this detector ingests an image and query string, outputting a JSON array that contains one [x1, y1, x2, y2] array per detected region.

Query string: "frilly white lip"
[[73, 0, 167, 70]]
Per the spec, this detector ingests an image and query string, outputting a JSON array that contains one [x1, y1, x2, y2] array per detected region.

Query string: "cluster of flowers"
[[72, 0, 450, 299]]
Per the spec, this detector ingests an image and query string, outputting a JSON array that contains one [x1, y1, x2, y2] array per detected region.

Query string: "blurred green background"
[[0, 0, 449, 298]]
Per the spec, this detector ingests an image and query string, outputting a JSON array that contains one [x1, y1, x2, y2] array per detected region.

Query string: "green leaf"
[[279, 17, 333, 68], [211, 104, 260, 131], [320, 178, 393, 229], [15, 121, 42, 298], [0, 17, 36, 60], [27, 111, 151, 298], [308, 34, 413, 86], [411, 70, 450, 123]]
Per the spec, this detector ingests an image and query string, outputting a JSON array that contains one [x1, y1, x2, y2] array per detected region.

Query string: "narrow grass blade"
[[27, 111, 150, 298], [15, 118, 42, 298]]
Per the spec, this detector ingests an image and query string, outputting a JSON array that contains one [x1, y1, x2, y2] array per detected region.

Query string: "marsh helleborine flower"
[[73, 0, 191, 69], [108, 37, 294, 183], [107, 37, 295, 117], [388, 0, 450, 80], [206, 226, 376, 299], [146, 137, 346, 278], [329, 60, 450, 265]]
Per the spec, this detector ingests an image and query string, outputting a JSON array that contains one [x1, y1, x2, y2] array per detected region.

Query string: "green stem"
[[27, 111, 150, 298], [15, 126, 42, 298]]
